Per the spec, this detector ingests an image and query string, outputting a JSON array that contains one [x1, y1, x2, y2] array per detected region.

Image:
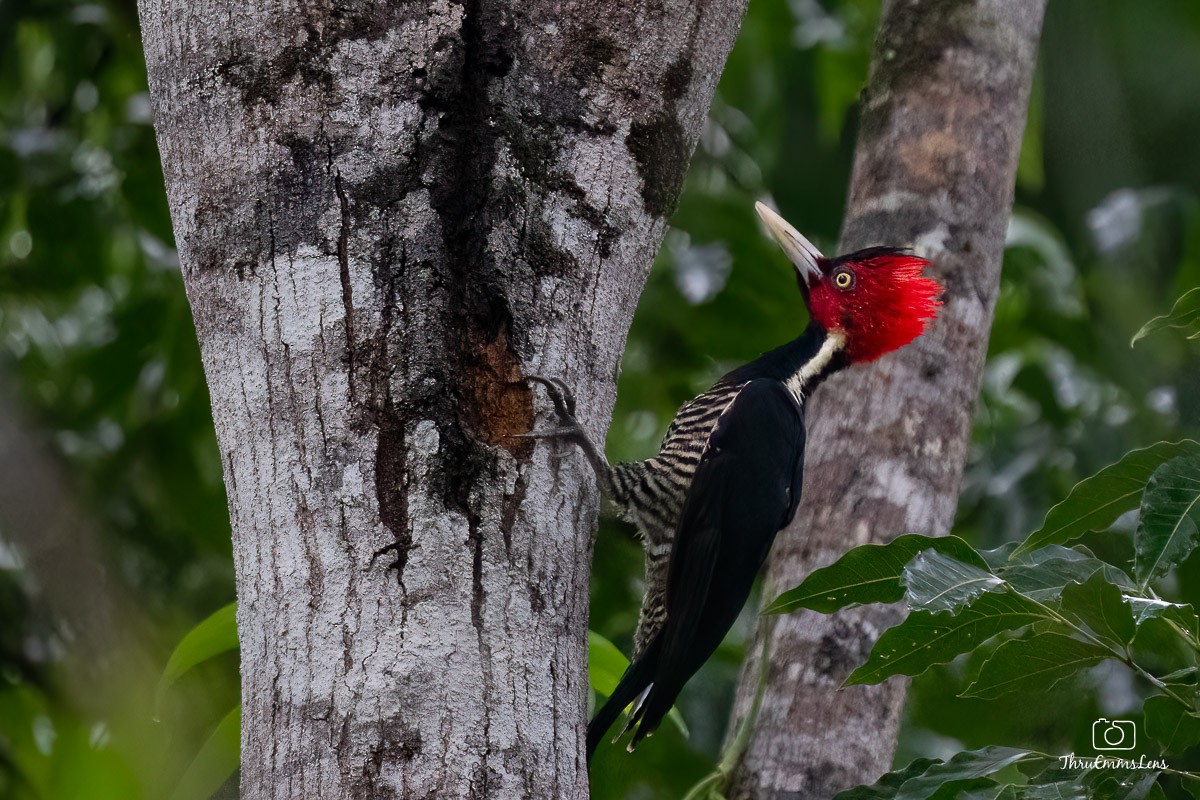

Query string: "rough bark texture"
[[136, 1, 746, 796], [725, 1, 1046, 797]]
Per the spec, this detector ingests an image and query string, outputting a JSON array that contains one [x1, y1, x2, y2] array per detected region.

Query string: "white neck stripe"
[[785, 330, 846, 403]]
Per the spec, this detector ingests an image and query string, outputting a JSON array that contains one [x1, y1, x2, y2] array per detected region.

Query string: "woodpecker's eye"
[[833, 269, 854, 290]]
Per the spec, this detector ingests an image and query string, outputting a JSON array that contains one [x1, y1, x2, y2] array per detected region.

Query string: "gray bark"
[[725, 1, 1046, 797], [135, 1, 746, 796]]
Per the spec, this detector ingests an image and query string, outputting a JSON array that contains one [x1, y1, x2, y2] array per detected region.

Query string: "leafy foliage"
[[155, 602, 238, 717], [764, 534, 985, 614], [1012, 441, 1200, 558], [771, 364, 1200, 796]]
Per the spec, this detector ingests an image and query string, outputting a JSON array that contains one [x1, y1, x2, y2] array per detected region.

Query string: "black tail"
[[587, 636, 662, 761]]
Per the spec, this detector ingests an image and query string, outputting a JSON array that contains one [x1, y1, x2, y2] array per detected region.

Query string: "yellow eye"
[[834, 270, 854, 289]]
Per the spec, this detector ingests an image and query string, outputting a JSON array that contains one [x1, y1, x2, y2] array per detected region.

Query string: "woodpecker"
[[522, 202, 942, 759]]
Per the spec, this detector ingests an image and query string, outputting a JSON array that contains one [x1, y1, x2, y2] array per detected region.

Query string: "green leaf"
[[1013, 441, 1200, 558], [1019, 783, 1087, 800], [1002, 547, 1138, 603], [892, 747, 1033, 800], [587, 630, 629, 698], [845, 590, 1053, 686], [966, 783, 1087, 800], [156, 602, 238, 717], [832, 749, 1031, 800], [957, 787, 1019, 800], [1144, 695, 1200, 752], [1086, 769, 1162, 800], [1131, 287, 1200, 346], [902, 551, 1002, 613], [1158, 665, 1199, 684], [1131, 610, 1198, 675], [765, 535, 987, 615], [1135, 455, 1200, 587], [168, 705, 240, 800], [831, 758, 942, 800], [1128, 598, 1200, 639], [587, 630, 688, 738], [961, 632, 1112, 699], [1059, 574, 1136, 648]]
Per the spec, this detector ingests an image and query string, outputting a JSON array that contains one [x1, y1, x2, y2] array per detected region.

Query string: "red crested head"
[[755, 202, 942, 364]]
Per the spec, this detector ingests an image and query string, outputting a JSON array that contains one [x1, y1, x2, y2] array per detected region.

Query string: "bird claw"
[[523, 374, 578, 419], [516, 374, 586, 441]]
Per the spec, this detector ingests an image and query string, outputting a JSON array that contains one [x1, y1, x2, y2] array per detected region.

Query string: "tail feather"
[[587, 636, 662, 761], [626, 679, 681, 750]]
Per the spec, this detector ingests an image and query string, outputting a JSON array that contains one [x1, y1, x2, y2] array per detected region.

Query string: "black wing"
[[627, 378, 807, 745]]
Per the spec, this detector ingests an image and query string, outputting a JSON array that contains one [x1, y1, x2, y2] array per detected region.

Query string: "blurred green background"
[[2, 0, 1199, 797]]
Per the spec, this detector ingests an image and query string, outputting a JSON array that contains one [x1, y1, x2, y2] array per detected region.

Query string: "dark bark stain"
[[626, 113, 689, 218], [813, 617, 872, 679], [334, 167, 356, 397], [567, 22, 619, 83], [626, 53, 696, 218], [217, 7, 421, 109], [353, 719, 422, 799], [372, 417, 413, 588], [662, 56, 694, 103]]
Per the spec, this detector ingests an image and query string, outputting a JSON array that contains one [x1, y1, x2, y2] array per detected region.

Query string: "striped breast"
[[610, 381, 747, 546]]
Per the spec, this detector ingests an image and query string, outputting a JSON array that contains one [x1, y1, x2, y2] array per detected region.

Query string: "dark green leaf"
[[1135, 455, 1200, 586], [156, 602, 238, 717], [1131, 611, 1199, 675], [831, 758, 942, 800], [1158, 665, 1199, 684], [893, 747, 1033, 800], [846, 590, 1053, 686], [1013, 441, 1200, 558], [1128, 599, 1200, 639], [903, 551, 1003, 613], [1131, 287, 1200, 346], [961, 632, 1112, 699], [968, 783, 1088, 800], [831, 749, 1031, 800], [1059, 574, 1136, 648], [956, 786, 1017, 800], [1020, 782, 1087, 800], [765, 535, 987, 615], [168, 705, 240, 800], [1086, 769, 1161, 800], [1144, 695, 1200, 752]]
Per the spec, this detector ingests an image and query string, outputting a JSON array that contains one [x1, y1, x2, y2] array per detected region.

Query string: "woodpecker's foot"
[[513, 375, 586, 444]]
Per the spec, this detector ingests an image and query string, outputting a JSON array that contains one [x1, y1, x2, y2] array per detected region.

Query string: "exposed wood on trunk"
[[136, 0, 748, 795], [724, 1, 1046, 796]]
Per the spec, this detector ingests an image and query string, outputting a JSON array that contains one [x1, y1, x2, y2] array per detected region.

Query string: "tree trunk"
[[136, 1, 746, 796], [725, 1, 1045, 797]]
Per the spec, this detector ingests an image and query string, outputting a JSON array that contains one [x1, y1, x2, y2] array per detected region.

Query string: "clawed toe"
[[523, 374, 578, 419]]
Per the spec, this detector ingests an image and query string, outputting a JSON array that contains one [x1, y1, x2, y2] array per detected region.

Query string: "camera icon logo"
[[1092, 719, 1136, 751]]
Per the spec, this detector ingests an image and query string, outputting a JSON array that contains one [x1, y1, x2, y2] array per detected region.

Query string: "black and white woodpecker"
[[522, 203, 942, 758]]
